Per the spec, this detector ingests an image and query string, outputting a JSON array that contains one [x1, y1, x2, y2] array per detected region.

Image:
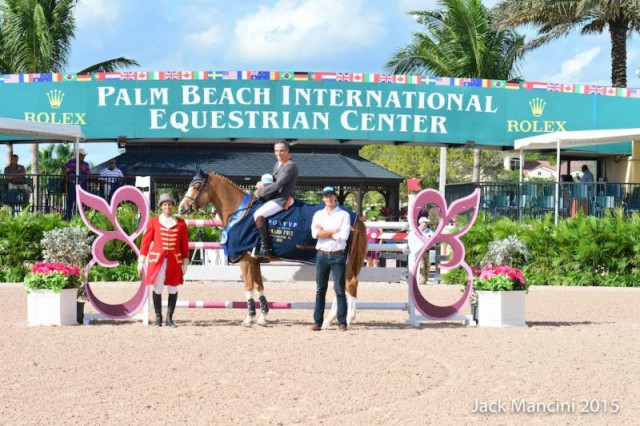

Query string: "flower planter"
[[27, 288, 78, 326], [476, 290, 526, 327]]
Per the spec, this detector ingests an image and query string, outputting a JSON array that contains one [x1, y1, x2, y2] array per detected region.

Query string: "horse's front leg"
[[240, 256, 269, 327]]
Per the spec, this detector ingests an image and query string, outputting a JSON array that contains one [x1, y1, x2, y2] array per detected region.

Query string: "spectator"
[[62, 149, 90, 220], [99, 160, 124, 202], [3, 154, 30, 202]]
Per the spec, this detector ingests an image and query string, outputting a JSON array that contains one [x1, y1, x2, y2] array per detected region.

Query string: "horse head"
[[179, 168, 209, 215]]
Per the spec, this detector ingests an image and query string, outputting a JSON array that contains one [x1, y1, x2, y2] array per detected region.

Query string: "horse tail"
[[346, 217, 367, 298]]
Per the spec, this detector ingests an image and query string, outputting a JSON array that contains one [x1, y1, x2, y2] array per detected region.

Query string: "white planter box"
[[27, 288, 78, 326], [476, 290, 526, 327]]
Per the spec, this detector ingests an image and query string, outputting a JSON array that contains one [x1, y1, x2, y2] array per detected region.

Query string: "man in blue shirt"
[[310, 186, 351, 331]]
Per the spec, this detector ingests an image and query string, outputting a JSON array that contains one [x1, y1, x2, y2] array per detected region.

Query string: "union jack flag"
[[378, 74, 394, 83], [336, 72, 352, 81], [585, 85, 606, 95], [547, 83, 563, 92], [162, 71, 181, 80], [122, 72, 138, 80]]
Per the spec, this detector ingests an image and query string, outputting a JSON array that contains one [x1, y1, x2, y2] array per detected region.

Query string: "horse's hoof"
[[242, 317, 253, 327], [257, 316, 268, 326]]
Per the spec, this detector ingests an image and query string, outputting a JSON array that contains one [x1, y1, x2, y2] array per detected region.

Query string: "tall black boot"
[[255, 216, 272, 258], [166, 292, 178, 327], [152, 292, 162, 327]]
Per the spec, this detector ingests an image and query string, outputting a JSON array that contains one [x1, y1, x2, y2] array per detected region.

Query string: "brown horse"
[[178, 170, 367, 327]]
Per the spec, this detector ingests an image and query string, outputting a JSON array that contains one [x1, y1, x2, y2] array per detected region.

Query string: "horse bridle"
[[183, 173, 209, 211]]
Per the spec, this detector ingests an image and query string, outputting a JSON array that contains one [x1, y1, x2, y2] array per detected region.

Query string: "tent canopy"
[[0, 117, 84, 142], [514, 128, 640, 151]]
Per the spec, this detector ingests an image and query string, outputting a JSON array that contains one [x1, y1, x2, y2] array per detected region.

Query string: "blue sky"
[[13, 0, 640, 165]]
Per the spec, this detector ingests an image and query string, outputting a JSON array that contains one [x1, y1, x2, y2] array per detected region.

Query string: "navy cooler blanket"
[[225, 200, 357, 264]]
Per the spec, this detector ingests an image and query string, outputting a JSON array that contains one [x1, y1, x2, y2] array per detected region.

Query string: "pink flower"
[[31, 262, 80, 277]]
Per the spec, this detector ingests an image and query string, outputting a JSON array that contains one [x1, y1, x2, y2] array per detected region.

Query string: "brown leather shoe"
[[338, 324, 348, 331], [310, 324, 321, 331]]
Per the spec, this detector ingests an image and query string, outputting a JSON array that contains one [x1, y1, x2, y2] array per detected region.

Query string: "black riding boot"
[[166, 292, 178, 327], [152, 292, 162, 327], [259, 295, 269, 314], [255, 216, 272, 258]]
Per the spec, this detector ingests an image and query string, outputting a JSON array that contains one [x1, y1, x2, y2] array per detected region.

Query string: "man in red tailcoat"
[[138, 193, 190, 326]]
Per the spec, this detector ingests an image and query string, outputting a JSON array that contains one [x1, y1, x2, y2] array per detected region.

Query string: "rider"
[[253, 140, 299, 258]]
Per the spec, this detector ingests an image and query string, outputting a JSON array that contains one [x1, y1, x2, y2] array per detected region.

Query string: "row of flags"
[[1, 71, 639, 98]]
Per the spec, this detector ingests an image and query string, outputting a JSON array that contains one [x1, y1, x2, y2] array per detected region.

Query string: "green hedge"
[[0, 203, 220, 283], [443, 209, 640, 287]]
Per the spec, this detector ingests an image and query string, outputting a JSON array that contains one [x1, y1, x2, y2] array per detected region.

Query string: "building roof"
[[96, 150, 403, 185]]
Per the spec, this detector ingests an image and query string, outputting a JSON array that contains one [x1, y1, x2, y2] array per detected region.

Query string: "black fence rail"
[[445, 181, 640, 220]]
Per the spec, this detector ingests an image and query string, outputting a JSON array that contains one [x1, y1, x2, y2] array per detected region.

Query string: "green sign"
[[1, 75, 638, 154]]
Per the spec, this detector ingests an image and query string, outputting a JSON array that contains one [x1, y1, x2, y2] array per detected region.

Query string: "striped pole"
[[167, 300, 408, 311]]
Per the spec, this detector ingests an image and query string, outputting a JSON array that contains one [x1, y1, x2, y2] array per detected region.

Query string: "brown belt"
[[317, 249, 346, 256]]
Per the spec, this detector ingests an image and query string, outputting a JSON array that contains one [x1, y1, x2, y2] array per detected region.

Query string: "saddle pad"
[[225, 200, 356, 263]]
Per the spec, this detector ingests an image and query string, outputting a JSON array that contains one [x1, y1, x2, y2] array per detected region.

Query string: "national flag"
[[122, 71, 138, 80], [280, 71, 294, 80], [364, 73, 377, 83], [51, 73, 62, 82], [336, 72, 352, 82], [604, 87, 618, 96], [585, 85, 605, 95], [561, 84, 573, 93], [179, 71, 193, 80], [20, 74, 34, 82], [224, 71, 240, 80], [76, 74, 92, 82], [95, 72, 121, 80], [573, 85, 585, 94], [194, 71, 208, 80], [210, 71, 225, 80], [482, 79, 492, 88], [1, 74, 21, 83], [63, 73, 76, 82], [351, 73, 364, 83], [240, 71, 252, 79], [505, 81, 520, 89], [149, 71, 162, 80], [462, 78, 482, 87], [628, 88, 640, 98], [617, 87, 630, 97], [312, 71, 336, 81], [162, 71, 181, 80], [523, 81, 547, 91], [251, 71, 271, 80], [490, 79, 504, 88], [547, 83, 563, 92], [294, 72, 309, 81], [378, 74, 393, 83], [423, 76, 437, 85], [31, 73, 53, 83], [394, 75, 407, 84], [436, 77, 453, 86], [407, 75, 421, 84]]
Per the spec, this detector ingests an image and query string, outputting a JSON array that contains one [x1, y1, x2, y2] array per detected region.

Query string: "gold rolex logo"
[[529, 98, 546, 117], [46, 89, 64, 109]]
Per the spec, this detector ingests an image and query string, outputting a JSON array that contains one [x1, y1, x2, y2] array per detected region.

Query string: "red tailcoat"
[[140, 216, 190, 286]]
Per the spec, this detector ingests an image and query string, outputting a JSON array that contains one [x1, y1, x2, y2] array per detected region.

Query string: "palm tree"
[[0, 0, 138, 171], [493, 0, 640, 88], [386, 0, 525, 182]]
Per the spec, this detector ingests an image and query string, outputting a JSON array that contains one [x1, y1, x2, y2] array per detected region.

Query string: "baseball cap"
[[322, 186, 336, 196], [418, 217, 430, 224]]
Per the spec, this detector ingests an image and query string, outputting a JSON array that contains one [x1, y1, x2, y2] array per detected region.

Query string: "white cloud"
[[227, 0, 384, 63], [549, 47, 601, 84], [399, 0, 440, 11], [75, 0, 120, 28]]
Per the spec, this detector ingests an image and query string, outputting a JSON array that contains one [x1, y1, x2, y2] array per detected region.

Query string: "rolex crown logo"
[[47, 89, 64, 109], [529, 98, 546, 117]]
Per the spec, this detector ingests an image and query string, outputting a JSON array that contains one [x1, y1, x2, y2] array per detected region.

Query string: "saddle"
[[224, 200, 356, 263]]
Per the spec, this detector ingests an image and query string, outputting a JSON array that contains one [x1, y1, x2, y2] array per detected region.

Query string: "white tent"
[[514, 128, 640, 222], [0, 117, 85, 174]]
